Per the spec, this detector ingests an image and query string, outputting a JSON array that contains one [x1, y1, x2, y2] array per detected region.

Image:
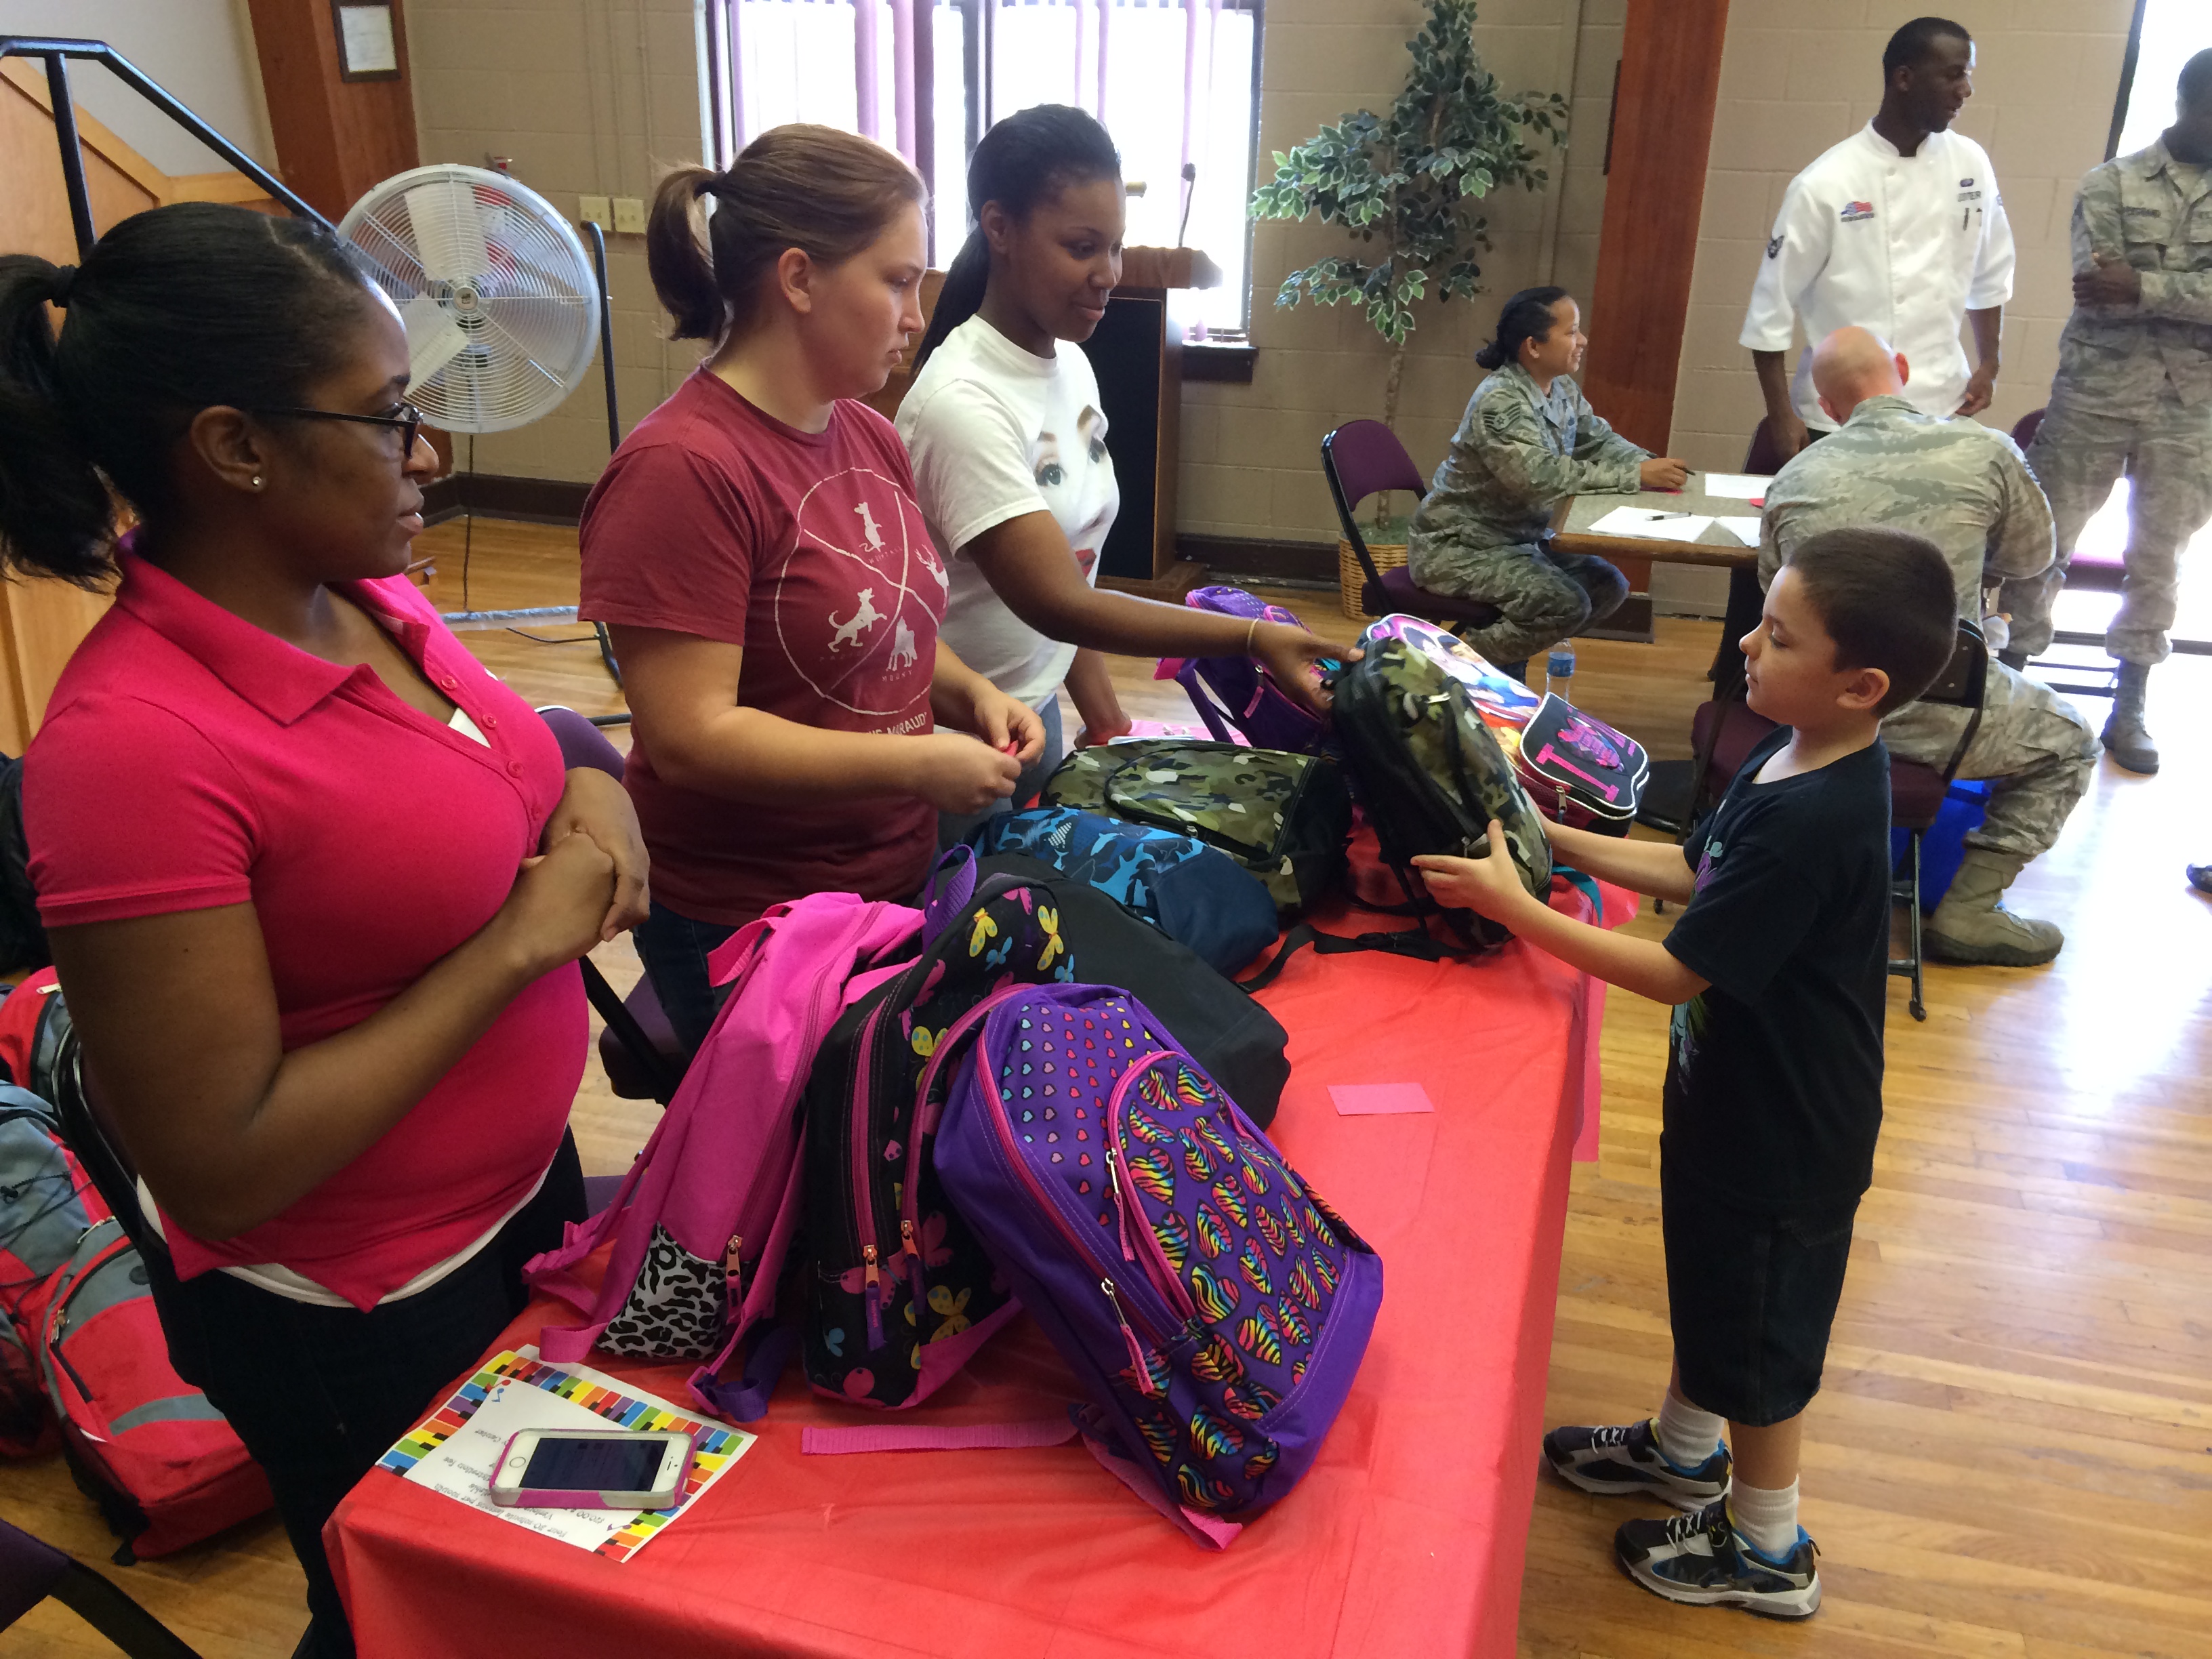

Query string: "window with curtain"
[[703, 0, 1262, 335]]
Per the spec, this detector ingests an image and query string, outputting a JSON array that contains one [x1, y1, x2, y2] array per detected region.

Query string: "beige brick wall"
[[1667, 0, 2139, 476], [1183, 0, 1604, 547], [407, 0, 708, 483], [399, 0, 1603, 507]]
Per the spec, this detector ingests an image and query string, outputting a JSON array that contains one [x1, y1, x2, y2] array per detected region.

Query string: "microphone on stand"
[[1176, 162, 1197, 247]]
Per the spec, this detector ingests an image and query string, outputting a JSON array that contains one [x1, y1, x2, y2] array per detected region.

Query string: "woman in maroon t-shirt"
[[581, 126, 1042, 1050]]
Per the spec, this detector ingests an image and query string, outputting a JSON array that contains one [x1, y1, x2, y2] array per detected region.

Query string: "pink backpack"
[[526, 892, 922, 1420]]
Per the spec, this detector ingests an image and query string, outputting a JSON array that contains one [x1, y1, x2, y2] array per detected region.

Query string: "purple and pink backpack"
[[1158, 586, 1330, 754], [930, 982, 1382, 1545], [526, 892, 924, 1420]]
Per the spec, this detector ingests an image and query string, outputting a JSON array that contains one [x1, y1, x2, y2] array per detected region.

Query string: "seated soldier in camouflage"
[[1760, 326, 2098, 967], [1406, 286, 1688, 673]]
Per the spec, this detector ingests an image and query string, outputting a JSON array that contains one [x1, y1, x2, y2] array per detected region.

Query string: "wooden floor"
[[3, 517, 2207, 1658]]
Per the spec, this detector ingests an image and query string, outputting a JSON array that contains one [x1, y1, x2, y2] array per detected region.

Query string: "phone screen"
[[522, 1435, 670, 1492]]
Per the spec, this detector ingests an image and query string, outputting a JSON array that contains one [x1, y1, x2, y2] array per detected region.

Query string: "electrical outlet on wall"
[[612, 197, 647, 235], [577, 194, 611, 228]]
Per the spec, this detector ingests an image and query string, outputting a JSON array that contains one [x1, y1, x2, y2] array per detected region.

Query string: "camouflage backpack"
[[1330, 624, 1553, 949], [1039, 741, 1351, 916]]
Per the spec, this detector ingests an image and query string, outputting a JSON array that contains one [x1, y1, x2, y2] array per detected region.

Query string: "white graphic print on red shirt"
[[773, 465, 947, 722]]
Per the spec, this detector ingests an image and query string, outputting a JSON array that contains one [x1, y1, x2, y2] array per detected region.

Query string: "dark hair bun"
[[1473, 341, 1507, 371]]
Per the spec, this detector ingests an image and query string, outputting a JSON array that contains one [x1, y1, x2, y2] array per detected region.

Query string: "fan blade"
[[401, 295, 470, 389], [404, 180, 490, 283]]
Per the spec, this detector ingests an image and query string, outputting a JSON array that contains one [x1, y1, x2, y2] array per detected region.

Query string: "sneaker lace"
[[1589, 1422, 1633, 1450], [1665, 1503, 1729, 1546]]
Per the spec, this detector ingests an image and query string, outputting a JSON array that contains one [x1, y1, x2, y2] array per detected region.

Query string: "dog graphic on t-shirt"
[[828, 588, 884, 651]]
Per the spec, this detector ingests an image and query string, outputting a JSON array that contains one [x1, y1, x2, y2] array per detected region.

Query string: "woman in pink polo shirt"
[[580, 125, 1044, 1053], [0, 205, 645, 1657]]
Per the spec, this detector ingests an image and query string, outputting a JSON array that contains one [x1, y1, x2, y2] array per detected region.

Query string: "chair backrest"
[[1917, 619, 1988, 711], [537, 704, 624, 779], [2009, 407, 2044, 451], [0, 1513, 69, 1633], [1320, 421, 1429, 592]]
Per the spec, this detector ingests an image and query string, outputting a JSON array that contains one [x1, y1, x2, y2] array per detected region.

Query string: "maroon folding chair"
[[535, 707, 687, 1107], [1319, 421, 1502, 637], [0, 1515, 199, 1658]]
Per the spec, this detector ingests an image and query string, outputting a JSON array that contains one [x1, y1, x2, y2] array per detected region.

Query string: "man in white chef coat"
[[1742, 16, 2014, 462]]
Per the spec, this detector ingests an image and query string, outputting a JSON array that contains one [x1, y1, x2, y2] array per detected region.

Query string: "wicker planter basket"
[[1336, 515, 1416, 619]]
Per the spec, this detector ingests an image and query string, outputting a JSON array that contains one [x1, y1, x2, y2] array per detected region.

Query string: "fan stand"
[[436, 221, 628, 719]]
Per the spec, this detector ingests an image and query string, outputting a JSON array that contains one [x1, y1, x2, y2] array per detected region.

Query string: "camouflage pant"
[[1881, 659, 2098, 861], [1404, 537, 1629, 664], [2004, 385, 2212, 665]]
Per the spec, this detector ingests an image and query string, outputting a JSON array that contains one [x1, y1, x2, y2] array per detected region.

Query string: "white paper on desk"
[[1585, 507, 1715, 541], [1699, 473, 1769, 501], [399, 1347, 755, 1558], [1711, 516, 1763, 547]]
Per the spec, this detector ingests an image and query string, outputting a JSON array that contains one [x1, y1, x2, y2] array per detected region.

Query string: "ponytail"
[[0, 204, 370, 586], [911, 230, 988, 375], [1475, 285, 1572, 373], [644, 165, 728, 342], [647, 125, 924, 345], [0, 258, 110, 585], [910, 104, 1121, 375]]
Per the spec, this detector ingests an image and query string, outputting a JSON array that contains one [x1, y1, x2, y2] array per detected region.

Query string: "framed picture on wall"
[[331, 1, 403, 83]]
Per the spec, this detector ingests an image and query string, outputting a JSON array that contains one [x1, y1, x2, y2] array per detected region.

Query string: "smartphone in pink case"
[[487, 1427, 693, 1510]]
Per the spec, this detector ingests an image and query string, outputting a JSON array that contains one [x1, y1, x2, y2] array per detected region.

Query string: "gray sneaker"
[[1540, 1417, 1730, 1510], [1614, 1499, 1822, 1619]]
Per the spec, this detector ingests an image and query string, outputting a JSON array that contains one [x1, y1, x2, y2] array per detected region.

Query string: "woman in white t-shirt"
[[897, 106, 1341, 839]]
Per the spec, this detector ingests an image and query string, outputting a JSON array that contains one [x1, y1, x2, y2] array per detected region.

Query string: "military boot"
[[1924, 848, 2064, 967], [1996, 648, 2030, 672], [2102, 661, 2158, 775]]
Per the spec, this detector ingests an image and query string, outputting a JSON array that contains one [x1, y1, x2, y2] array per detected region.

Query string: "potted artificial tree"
[[1250, 0, 1566, 613]]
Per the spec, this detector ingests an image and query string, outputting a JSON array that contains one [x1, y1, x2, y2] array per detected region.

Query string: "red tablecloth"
[[328, 877, 1624, 1659]]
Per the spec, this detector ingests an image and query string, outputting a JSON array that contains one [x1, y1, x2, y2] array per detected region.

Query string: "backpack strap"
[[1236, 921, 1457, 993], [687, 1322, 801, 1424], [799, 1419, 1076, 1454]]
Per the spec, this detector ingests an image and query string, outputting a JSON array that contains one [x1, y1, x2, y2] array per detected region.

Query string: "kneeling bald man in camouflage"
[[1757, 327, 2097, 967]]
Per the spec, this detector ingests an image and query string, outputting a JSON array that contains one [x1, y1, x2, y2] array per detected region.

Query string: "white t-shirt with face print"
[[897, 314, 1120, 705]]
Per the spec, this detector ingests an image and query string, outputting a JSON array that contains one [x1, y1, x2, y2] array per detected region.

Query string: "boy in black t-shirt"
[[1416, 527, 1957, 1620]]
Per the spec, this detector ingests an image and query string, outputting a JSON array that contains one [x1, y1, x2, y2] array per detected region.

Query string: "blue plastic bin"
[[1892, 779, 1992, 912]]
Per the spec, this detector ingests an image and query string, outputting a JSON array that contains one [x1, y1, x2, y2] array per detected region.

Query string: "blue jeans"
[[936, 696, 1065, 850], [634, 900, 739, 1056]]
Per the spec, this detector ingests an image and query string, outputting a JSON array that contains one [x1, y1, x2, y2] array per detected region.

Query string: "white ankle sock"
[[1653, 1392, 1724, 1469], [1727, 1477, 1801, 1560]]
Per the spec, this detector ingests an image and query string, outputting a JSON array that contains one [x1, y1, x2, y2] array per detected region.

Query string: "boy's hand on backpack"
[[1254, 624, 1359, 716], [1412, 822, 1533, 922]]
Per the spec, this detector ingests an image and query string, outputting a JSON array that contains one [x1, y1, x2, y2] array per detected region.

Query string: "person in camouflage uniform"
[[1760, 327, 2095, 968], [1407, 287, 1687, 669], [2000, 52, 2212, 776]]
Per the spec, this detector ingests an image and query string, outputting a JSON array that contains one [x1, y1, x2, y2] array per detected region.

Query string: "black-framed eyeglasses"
[[254, 401, 424, 458]]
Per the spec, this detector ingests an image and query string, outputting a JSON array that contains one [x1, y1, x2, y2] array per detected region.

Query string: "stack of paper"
[[1586, 507, 1716, 541], [1700, 473, 1770, 503]]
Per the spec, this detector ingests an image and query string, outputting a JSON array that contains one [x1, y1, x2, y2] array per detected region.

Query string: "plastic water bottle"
[[1546, 644, 1576, 698]]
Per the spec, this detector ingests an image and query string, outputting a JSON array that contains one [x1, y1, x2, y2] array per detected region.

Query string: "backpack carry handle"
[[919, 845, 979, 939]]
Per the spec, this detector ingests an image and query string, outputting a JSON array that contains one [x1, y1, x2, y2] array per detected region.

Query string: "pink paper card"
[[1330, 1084, 1435, 1116]]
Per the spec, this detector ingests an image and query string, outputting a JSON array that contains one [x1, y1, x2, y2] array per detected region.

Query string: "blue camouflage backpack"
[[965, 806, 1279, 974]]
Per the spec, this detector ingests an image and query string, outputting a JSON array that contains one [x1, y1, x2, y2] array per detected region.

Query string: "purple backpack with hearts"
[[1160, 586, 1329, 754], [928, 982, 1382, 1545]]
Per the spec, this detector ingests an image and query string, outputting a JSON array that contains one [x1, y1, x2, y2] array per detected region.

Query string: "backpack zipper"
[[970, 1027, 1179, 1358], [47, 1226, 129, 1407], [1104, 1060, 1203, 1326]]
